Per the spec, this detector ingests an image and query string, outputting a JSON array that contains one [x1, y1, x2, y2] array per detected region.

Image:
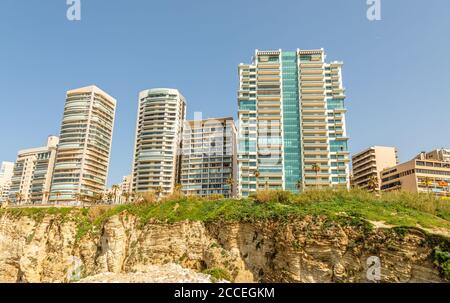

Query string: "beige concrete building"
[[9, 136, 59, 204], [180, 117, 237, 198], [380, 151, 450, 198], [0, 161, 14, 203], [49, 86, 116, 204], [108, 175, 133, 204], [425, 149, 450, 163], [120, 175, 132, 194], [132, 88, 186, 196], [351, 146, 398, 191]]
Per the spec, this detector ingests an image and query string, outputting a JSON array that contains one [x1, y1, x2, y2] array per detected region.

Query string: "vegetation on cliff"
[[1, 188, 450, 282], [1, 189, 449, 238], [433, 244, 450, 279]]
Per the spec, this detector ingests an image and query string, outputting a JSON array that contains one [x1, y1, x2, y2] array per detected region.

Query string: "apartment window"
[[330, 140, 348, 153], [327, 99, 345, 110], [300, 55, 312, 61], [416, 169, 450, 176]]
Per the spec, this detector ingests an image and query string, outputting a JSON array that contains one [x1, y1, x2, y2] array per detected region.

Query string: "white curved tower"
[[132, 88, 186, 196]]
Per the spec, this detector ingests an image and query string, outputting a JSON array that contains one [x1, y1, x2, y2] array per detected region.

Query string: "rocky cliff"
[[0, 211, 448, 283]]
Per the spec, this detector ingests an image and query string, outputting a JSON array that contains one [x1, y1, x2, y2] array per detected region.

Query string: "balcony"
[[303, 157, 329, 163], [304, 149, 329, 156], [300, 75, 324, 81]]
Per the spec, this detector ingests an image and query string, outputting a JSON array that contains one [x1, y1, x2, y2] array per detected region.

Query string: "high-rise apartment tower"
[[180, 117, 237, 198], [49, 85, 116, 203], [9, 136, 59, 204], [132, 88, 186, 196], [237, 49, 350, 197]]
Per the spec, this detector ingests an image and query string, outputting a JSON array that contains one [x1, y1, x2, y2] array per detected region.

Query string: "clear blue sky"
[[1, 0, 449, 186]]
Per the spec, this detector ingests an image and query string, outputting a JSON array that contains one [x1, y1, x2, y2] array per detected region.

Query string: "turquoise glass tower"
[[237, 49, 350, 197]]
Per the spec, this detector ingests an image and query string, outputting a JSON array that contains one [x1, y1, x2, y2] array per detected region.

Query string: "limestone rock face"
[[0, 212, 447, 283], [78, 263, 224, 283]]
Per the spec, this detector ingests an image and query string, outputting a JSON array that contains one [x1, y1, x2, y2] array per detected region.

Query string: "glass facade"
[[281, 51, 302, 192], [237, 49, 350, 196]]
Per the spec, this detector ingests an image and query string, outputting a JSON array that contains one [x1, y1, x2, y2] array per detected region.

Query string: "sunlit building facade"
[[132, 88, 186, 196], [180, 117, 237, 198], [120, 175, 132, 194], [381, 151, 450, 198], [237, 49, 350, 197], [0, 161, 14, 203], [49, 86, 116, 203], [9, 136, 59, 204], [425, 149, 450, 163], [351, 146, 399, 191]]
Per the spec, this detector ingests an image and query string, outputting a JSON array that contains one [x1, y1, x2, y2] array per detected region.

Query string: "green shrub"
[[205, 194, 225, 201], [274, 190, 292, 204], [434, 245, 450, 280], [140, 191, 157, 204], [251, 190, 292, 204], [203, 267, 232, 282]]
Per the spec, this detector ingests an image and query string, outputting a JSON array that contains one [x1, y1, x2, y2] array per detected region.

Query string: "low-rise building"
[[9, 136, 59, 204], [120, 175, 132, 194], [351, 146, 398, 191], [425, 148, 450, 163], [0, 161, 14, 203], [380, 151, 450, 198]]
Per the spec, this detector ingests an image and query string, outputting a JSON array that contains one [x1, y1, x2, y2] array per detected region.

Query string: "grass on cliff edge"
[[2, 189, 450, 238]]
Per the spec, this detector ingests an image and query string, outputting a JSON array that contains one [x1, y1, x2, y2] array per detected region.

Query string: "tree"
[[312, 163, 321, 189], [175, 183, 183, 192], [1, 199, 10, 208], [226, 177, 235, 197], [111, 185, 120, 204], [91, 193, 104, 205], [226, 177, 235, 187], [253, 170, 260, 190], [106, 192, 114, 204], [130, 191, 140, 204], [155, 186, 164, 199], [367, 175, 379, 192], [296, 179, 304, 193], [132, 192, 144, 204], [130, 192, 136, 203], [422, 177, 433, 194], [122, 192, 131, 204], [169, 183, 184, 200], [15, 192, 24, 205]]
